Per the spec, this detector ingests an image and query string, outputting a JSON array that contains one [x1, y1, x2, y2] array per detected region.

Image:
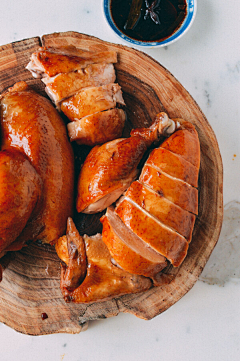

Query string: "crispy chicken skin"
[[56, 218, 152, 303], [0, 81, 74, 246], [115, 199, 189, 267]]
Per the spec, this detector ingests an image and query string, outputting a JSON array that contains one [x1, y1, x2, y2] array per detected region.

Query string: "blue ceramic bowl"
[[103, 0, 197, 47]]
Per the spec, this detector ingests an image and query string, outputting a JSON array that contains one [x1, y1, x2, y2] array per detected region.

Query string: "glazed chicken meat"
[[27, 46, 126, 146]]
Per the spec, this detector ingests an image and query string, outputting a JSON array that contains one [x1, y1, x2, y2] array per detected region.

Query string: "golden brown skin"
[[64, 234, 152, 303], [140, 164, 198, 215], [0, 82, 75, 246], [146, 147, 199, 188], [61, 83, 124, 121], [0, 149, 42, 255], [76, 136, 148, 213], [161, 122, 200, 168], [101, 120, 200, 274], [124, 181, 196, 242], [67, 108, 126, 146], [115, 199, 189, 267]]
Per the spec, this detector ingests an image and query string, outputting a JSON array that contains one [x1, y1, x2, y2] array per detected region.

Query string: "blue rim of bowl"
[[103, 0, 197, 47]]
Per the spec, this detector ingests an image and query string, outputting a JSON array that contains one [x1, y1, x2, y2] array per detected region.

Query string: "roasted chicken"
[[76, 112, 179, 213], [55, 112, 200, 302], [27, 46, 126, 146], [56, 218, 151, 303], [0, 81, 74, 258], [101, 118, 200, 275]]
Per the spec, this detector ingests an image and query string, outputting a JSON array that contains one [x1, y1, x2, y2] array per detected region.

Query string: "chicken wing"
[[56, 218, 152, 303]]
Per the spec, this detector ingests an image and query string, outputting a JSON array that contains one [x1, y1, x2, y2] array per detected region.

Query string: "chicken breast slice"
[[67, 108, 125, 146], [124, 181, 196, 242], [61, 83, 125, 121], [160, 123, 200, 168], [26, 47, 117, 78], [101, 206, 167, 278], [42, 63, 116, 104], [139, 164, 198, 215], [115, 198, 189, 267], [146, 147, 199, 188]]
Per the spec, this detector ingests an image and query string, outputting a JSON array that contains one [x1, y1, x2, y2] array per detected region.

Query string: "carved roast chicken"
[[56, 112, 200, 303], [27, 46, 126, 146], [0, 81, 74, 260]]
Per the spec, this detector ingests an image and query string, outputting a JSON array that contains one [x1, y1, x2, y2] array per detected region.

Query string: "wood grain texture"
[[0, 32, 223, 335]]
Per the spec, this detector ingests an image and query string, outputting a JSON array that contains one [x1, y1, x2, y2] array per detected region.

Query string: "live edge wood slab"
[[0, 32, 223, 336]]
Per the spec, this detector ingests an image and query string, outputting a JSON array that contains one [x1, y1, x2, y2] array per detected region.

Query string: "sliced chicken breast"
[[61, 83, 125, 121], [42, 63, 116, 104], [101, 206, 167, 277], [67, 108, 125, 146], [139, 164, 198, 215], [115, 198, 189, 267], [146, 147, 199, 188], [160, 123, 200, 168], [124, 181, 196, 242]]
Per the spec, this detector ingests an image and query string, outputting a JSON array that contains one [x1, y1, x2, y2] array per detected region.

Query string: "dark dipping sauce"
[[110, 0, 187, 42]]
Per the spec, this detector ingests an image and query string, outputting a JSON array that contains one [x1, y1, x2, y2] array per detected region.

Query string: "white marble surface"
[[0, 1, 239, 360]]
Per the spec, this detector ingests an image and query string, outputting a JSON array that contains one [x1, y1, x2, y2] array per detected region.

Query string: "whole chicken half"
[[0, 81, 74, 260]]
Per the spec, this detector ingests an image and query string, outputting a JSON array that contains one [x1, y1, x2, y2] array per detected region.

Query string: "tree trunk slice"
[[0, 32, 223, 335]]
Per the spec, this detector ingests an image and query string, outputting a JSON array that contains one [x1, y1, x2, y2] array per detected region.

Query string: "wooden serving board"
[[0, 32, 223, 335]]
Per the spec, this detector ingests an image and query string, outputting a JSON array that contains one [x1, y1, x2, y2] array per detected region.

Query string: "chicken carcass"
[[76, 112, 178, 213], [55, 218, 152, 303], [101, 118, 200, 275], [0, 81, 74, 255]]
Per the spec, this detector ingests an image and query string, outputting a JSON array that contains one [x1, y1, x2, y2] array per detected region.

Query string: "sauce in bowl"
[[110, 0, 188, 43]]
